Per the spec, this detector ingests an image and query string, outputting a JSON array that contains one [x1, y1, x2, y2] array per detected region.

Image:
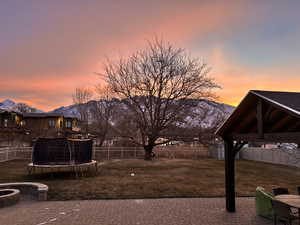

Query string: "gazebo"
[[216, 90, 300, 212]]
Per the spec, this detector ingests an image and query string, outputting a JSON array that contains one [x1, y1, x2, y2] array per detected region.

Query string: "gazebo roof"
[[253, 90, 300, 114], [216, 90, 300, 142]]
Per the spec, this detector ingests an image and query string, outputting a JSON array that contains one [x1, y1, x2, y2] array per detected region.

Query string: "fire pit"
[[0, 189, 20, 208]]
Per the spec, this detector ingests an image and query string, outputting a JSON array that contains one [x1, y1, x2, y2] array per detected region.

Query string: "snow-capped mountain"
[[184, 99, 234, 128], [0, 99, 43, 113], [0, 98, 234, 128], [50, 104, 80, 118], [51, 98, 235, 127]]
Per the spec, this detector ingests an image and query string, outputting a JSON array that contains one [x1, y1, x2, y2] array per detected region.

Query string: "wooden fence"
[[0, 145, 209, 162]]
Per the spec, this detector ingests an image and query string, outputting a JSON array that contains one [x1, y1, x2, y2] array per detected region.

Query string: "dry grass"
[[0, 159, 299, 200]]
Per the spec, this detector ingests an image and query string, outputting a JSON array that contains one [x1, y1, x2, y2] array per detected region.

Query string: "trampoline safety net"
[[32, 138, 93, 165]]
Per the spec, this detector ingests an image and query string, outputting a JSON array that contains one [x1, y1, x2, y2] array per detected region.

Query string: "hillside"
[[0, 98, 235, 128]]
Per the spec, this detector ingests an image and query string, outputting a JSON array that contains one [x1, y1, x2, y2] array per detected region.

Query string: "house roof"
[[23, 113, 63, 118], [0, 109, 22, 115], [64, 116, 78, 120], [216, 90, 300, 142]]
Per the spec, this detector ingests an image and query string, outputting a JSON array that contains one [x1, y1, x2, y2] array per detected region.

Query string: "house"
[[0, 110, 79, 146], [0, 110, 23, 128], [64, 116, 78, 131], [0, 110, 26, 147], [22, 113, 78, 138]]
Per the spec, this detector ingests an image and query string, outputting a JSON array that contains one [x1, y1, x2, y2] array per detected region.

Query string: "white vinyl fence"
[[209, 144, 300, 167], [240, 147, 300, 168]]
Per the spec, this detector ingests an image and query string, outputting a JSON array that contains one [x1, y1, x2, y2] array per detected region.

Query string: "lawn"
[[0, 159, 300, 200]]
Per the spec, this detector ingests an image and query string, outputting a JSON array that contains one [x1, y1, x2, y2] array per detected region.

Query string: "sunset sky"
[[1, 0, 300, 111]]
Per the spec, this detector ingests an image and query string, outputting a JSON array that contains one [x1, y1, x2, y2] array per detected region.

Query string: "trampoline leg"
[[27, 165, 32, 175], [95, 163, 98, 175], [87, 166, 90, 176], [74, 166, 78, 179], [79, 167, 82, 177]]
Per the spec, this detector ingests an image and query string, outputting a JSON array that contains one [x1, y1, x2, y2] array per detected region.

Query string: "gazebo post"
[[224, 138, 235, 212]]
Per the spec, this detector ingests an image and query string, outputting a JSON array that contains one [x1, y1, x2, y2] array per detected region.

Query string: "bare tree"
[[16, 103, 36, 113], [197, 110, 227, 146], [161, 104, 228, 146], [89, 85, 117, 146], [102, 39, 220, 160], [72, 87, 93, 136]]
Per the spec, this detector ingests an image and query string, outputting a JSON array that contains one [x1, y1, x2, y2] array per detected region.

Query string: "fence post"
[[93, 146, 96, 160], [121, 147, 124, 159], [107, 148, 110, 160]]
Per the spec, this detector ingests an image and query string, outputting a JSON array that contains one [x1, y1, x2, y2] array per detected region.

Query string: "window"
[[48, 119, 55, 128], [65, 120, 72, 128], [60, 120, 63, 128]]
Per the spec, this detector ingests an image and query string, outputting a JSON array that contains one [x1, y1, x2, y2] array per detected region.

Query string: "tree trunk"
[[97, 133, 106, 147], [144, 145, 154, 160]]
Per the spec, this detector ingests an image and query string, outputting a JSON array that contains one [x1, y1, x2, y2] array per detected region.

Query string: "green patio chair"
[[255, 186, 274, 219]]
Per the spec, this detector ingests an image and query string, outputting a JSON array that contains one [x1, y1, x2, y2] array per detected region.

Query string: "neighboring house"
[[22, 113, 78, 138], [64, 116, 78, 131], [0, 109, 23, 128], [0, 110, 26, 147], [0, 110, 80, 146]]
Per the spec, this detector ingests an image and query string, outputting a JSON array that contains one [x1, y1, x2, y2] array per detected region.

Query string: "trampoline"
[[27, 138, 98, 177]]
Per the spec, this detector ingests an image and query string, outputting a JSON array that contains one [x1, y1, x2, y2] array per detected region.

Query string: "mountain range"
[[0, 99, 43, 113], [0, 99, 235, 127]]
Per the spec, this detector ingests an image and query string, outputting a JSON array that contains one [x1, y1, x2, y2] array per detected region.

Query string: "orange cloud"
[[0, 0, 274, 110], [208, 47, 300, 106]]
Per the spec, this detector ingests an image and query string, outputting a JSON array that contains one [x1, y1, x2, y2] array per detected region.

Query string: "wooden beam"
[[288, 120, 300, 132], [255, 96, 300, 120], [257, 100, 264, 138], [221, 99, 257, 136], [229, 132, 300, 143], [263, 104, 274, 122], [233, 111, 256, 133], [269, 115, 294, 132], [263, 108, 284, 132], [224, 138, 236, 212]]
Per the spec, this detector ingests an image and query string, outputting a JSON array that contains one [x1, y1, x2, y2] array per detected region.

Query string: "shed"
[[216, 90, 300, 212]]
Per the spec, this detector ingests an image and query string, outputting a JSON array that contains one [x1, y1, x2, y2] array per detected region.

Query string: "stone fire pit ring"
[[0, 189, 20, 208]]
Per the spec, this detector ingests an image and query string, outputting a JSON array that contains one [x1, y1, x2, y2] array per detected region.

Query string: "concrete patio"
[[0, 197, 272, 225]]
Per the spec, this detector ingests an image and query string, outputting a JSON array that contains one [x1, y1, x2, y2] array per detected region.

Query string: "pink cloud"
[[0, 0, 272, 110]]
